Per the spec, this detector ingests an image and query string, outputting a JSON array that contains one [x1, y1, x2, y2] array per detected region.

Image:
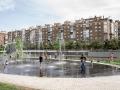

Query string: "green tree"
[[103, 39, 110, 50], [73, 41, 81, 50], [90, 40, 103, 50], [0, 45, 4, 51], [118, 40, 120, 49], [15, 37, 23, 59], [65, 40, 74, 50], [53, 39, 59, 50], [110, 39, 119, 50]]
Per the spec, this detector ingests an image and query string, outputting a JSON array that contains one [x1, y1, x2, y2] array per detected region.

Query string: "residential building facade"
[[7, 30, 22, 43], [0, 32, 6, 45], [3, 16, 120, 47]]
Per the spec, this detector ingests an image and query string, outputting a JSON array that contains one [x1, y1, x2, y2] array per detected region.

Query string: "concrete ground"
[[0, 74, 120, 90]]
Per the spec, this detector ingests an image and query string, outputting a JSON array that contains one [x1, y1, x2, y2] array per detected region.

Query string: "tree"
[[73, 41, 81, 50], [90, 40, 103, 50], [47, 42, 54, 50], [0, 45, 4, 51], [118, 40, 120, 49], [53, 39, 59, 50], [5, 43, 16, 54], [110, 39, 119, 50], [15, 37, 23, 59], [65, 40, 74, 50], [103, 39, 110, 50]]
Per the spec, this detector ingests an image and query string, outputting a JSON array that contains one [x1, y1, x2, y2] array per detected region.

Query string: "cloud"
[[1, 0, 120, 31], [46, 0, 120, 20], [0, 0, 15, 12]]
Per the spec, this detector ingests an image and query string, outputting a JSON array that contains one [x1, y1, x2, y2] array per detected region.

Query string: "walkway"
[[0, 74, 120, 90]]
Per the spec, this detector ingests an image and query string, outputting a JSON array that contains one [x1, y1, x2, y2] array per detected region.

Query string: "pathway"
[[0, 74, 120, 90]]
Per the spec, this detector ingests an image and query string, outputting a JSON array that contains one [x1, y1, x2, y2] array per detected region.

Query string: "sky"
[[0, 0, 120, 31]]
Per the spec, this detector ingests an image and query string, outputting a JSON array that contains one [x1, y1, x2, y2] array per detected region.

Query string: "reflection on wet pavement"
[[0, 60, 120, 78]]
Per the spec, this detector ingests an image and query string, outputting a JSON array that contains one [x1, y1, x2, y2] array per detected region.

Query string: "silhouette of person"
[[55, 53, 57, 59], [80, 54, 86, 61], [4, 60, 8, 69], [80, 54, 86, 74], [80, 60, 86, 74], [110, 53, 114, 62], [39, 55, 43, 65]]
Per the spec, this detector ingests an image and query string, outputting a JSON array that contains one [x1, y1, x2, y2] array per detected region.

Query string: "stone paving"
[[0, 74, 120, 90]]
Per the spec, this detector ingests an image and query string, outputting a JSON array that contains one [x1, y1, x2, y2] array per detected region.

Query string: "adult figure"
[[90, 56, 93, 63], [9, 55, 12, 61], [80, 60, 86, 74], [4, 60, 9, 69], [110, 53, 114, 62], [55, 53, 57, 59], [39, 55, 43, 65], [80, 54, 86, 74], [80, 54, 86, 61]]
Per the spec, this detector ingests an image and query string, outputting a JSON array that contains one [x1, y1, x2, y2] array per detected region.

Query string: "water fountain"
[[1, 40, 120, 78], [1, 30, 120, 78]]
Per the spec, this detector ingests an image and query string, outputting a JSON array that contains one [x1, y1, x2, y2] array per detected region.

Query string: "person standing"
[[80, 54, 86, 61], [80, 60, 86, 74], [110, 53, 114, 62], [80, 54, 86, 74], [39, 55, 43, 65], [4, 60, 9, 69]]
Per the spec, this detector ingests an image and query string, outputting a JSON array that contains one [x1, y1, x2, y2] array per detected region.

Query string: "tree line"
[[22, 39, 120, 51], [0, 38, 119, 51]]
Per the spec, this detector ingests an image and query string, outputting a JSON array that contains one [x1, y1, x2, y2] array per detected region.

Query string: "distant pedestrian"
[[4, 60, 9, 69], [9, 55, 11, 60], [55, 53, 57, 59], [80, 54, 86, 74], [39, 55, 43, 65], [110, 53, 114, 62], [80, 54, 86, 61], [80, 60, 86, 74]]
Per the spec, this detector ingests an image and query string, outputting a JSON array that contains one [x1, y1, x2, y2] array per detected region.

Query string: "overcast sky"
[[0, 0, 120, 31]]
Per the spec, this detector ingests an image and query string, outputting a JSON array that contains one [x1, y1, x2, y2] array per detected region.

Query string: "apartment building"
[[30, 26, 42, 44], [62, 21, 73, 41], [112, 21, 118, 39], [89, 16, 105, 42], [5, 16, 119, 46], [74, 19, 85, 42], [51, 23, 61, 43], [42, 24, 51, 45], [7, 32, 12, 43], [40, 16, 119, 45], [7, 30, 22, 43], [116, 20, 120, 40], [0, 32, 6, 45], [73, 16, 118, 43], [24, 28, 31, 44]]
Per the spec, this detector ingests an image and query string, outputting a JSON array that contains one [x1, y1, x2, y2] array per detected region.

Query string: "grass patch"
[[0, 82, 36, 90], [0, 82, 17, 90], [100, 59, 120, 65]]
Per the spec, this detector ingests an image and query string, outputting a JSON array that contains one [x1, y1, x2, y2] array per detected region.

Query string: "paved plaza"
[[0, 73, 120, 90]]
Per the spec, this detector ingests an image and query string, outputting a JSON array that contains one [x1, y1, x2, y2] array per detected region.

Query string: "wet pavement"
[[0, 60, 120, 78]]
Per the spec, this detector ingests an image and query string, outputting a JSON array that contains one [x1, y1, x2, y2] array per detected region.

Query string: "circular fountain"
[[0, 35, 120, 78]]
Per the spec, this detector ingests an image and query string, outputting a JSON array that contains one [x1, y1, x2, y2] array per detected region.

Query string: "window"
[[95, 22, 97, 25], [95, 26, 97, 29]]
